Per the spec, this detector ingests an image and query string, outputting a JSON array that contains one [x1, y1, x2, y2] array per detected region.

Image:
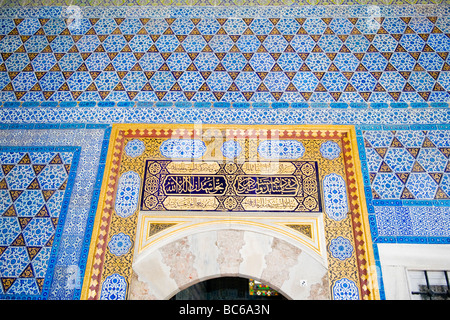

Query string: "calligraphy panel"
[[140, 160, 321, 213]]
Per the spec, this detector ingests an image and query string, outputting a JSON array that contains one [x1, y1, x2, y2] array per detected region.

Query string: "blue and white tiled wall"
[[357, 127, 450, 244], [0, 3, 450, 300]]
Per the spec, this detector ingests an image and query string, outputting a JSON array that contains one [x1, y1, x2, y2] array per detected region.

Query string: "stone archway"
[[128, 227, 330, 300]]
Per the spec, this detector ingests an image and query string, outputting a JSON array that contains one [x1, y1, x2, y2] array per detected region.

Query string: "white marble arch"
[[128, 223, 330, 300]]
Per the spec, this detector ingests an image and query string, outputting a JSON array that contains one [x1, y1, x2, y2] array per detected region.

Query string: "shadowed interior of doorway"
[[170, 277, 288, 300]]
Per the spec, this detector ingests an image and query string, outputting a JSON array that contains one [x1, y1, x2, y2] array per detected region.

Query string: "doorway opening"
[[170, 277, 288, 300]]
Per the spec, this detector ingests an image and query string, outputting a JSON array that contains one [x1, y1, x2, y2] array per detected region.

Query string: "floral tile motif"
[[358, 126, 450, 244], [0, 146, 79, 299], [363, 129, 450, 201], [0, 6, 449, 102], [1, 0, 450, 6], [0, 128, 110, 300]]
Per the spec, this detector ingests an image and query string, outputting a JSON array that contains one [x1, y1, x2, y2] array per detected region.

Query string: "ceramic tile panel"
[[0, 127, 111, 300], [0, 146, 79, 299], [356, 126, 450, 244], [0, 5, 449, 103], [1, 0, 449, 7]]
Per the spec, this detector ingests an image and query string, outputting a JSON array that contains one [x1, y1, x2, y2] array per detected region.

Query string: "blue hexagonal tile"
[[365, 147, 383, 172], [0, 246, 30, 278], [333, 53, 360, 72], [344, 35, 371, 52], [409, 17, 434, 33], [263, 72, 290, 91], [181, 35, 207, 52], [170, 18, 195, 35], [389, 52, 416, 72], [193, 53, 220, 71], [394, 130, 425, 147], [292, 72, 319, 92], [66, 72, 93, 91], [24, 36, 48, 53], [5, 53, 30, 72], [262, 35, 288, 52], [249, 19, 274, 35], [222, 18, 247, 35], [406, 173, 438, 199], [221, 53, 247, 72], [437, 72, 450, 91], [290, 35, 316, 52], [58, 53, 83, 71], [111, 52, 137, 71], [128, 35, 154, 52], [329, 18, 354, 35], [150, 71, 176, 91], [408, 72, 436, 92], [140, 53, 165, 71], [166, 52, 192, 71], [277, 53, 302, 72], [17, 19, 41, 36], [0, 35, 23, 53], [206, 72, 233, 91], [372, 172, 405, 199], [235, 35, 261, 53], [302, 18, 327, 34], [427, 33, 450, 52], [384, 148, 415, 172], [321, 72, 348, 92], [39, 72, 65, 91], [276, 19, 301, 35], [43, 18, 67, 35], [234, 72, 261, 91], [121, 72, 148, 91], [22, 217, 55, 247], [417, 52, 444, 71], [94, 72, 120, 91], [317, 35, 343, 52], [304, 53, 332, 72], [0, 217, 21, 247], [208, 35, 234, 52], [196, 19, 221, 35], [0, 19, 16, 35], [85, 52, 111, 71], [12, 72, 38, 91], [118, 18, 142, 34], [76, 35, 101, 53], [379, 72, 407, 92], [361, 52, 388, 71], [14, 190, 46, 217], [427, 130, 450, 147], [381, 18, 407, 34], [31, 53, 57, 72], [372, 34, 398, 52], [350, 72, 377, 91], [363, 130, 394, 147], [249, 53, 275, 72], [49, 36, 75, 53], [155, 35, 180, 52], [416, 148, 448, 172], [102, 35, 127, 52], [177, 71, 204, 91], [399, 34, 425, 52], [93, 18, 118, 35]]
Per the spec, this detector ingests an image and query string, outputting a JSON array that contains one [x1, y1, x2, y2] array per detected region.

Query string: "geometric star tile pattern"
[[0, 14, 449, 102], [0, 148, 77, 298], [1, 0, 449, 6], [363, 130, 450, 200]]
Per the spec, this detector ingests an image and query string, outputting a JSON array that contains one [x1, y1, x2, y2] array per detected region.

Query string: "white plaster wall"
[[129, 228, 330, 300], [378, 243, 450, 300]]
